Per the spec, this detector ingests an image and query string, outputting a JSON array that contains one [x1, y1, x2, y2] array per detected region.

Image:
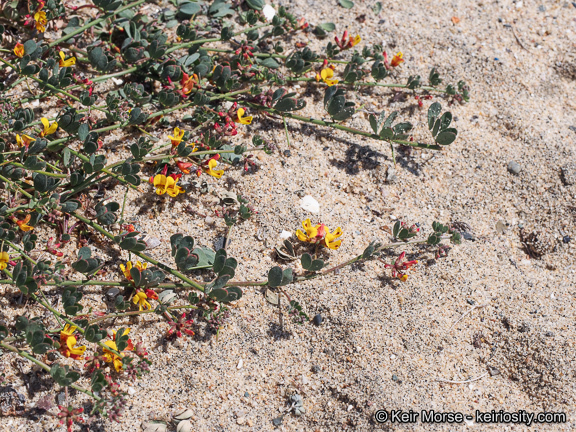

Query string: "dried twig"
[[449, 302, 489, 332]]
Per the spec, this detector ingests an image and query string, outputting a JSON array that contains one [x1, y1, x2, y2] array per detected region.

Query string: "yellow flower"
[[296, 219, 326, 244], [315, 68, 338, 86], [204, 158, 224, 178], [120, 260, 147, 281], [168, 127, 185, 147], [59, 324, 86, 360], [350, 35, 361, 47], [34, 11, 47, 33], [151, 174, 185, 197], [133, 292, 151, 311], [324, 227, 343, 250], [40, 117, 58, 137], [12, 214, 34, 231], [103, 329, 134, 372], [16, 134, 35, 148], [14, 43, 25, 58], [58, 51, 76, 67], [0, 251, 9, 271], [235, 108, 253, 125], [390, 52, 404, 68]]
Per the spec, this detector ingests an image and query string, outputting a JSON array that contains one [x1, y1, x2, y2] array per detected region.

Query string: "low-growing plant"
[[0, 0, 468, 429]]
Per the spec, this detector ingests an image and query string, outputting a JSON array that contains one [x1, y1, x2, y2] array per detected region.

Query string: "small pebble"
[[391, 374, 398, 382], [106, 288, 120, 300], [283, 150, 291, 157], [312, 314, 323, 326], [300, 195, 320, 213], [311, 365, 321, 373], [563, 235, 571, 244], [272, 417, 283, 426], [560, 163, 576, 185], [488, 367, 500, 376], [507, 161, 521, 175], [545, 331, 555, 337], [244, 392, 250, 397]]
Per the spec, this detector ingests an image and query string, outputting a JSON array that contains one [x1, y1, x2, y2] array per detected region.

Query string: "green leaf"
[[428, 102, 442, 130], [372, 2, 382, 14], [246, 0, 264, 10], [435, 129, 457, 145], [179, 1, 201, 16], [301, 253, 312, 270], [318, 22, 336, 32], [268, 266, 283, 287], [259, 57, 281, 69], [369, 114, 378, 134], [339, 0, 354, 8]]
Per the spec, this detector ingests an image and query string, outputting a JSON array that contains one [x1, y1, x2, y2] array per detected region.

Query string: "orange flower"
[[168, 127, 184, 147], [59, 325, 86, 360], [390, 52, 404, 68], [120, 260, 147, 281], [176, 160, 194, 174], [350, 35, 361, 47], [14, 43, 25, 58], [11, 214, 34, 231], [180, 73, 199, 95]]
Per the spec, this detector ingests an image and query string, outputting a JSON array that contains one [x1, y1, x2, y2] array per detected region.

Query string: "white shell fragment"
[[300, 195, 320, 213], [263, 4, 276, 21], [176, 420, 193, 432], [279, 230, 292, 239], [173, 409, 194, 422], [142, 421, 167, 432]]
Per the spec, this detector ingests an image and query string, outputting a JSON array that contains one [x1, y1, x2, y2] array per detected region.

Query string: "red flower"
[[381, 252, 418, 282]]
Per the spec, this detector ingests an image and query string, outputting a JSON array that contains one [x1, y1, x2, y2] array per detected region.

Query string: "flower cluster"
[[380, 252, 418, 281], [334, 30, 361, 50], [296, 219, 343, 250]]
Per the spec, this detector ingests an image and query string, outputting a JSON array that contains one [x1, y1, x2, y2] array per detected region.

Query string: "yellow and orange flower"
[[315, 67, 338, 86], [296, 219, 327, 244], [180, 73, 199, 95], [103, 329, 134, 372], [34, 11, 48, 33], [390, 52, 404, 68], [14, 43, 25, 58], [16, 134, 35, 148], [150, 173, 185, 197], [12, 214, 34, 231], [350, 35, 361, 47], [40, 117, 58, 137], [132, 291, 151, 311], [324, 226, 343, 250], [168, 127, 185, 147], [58, 51, 76, 67], [120, 260, 147, 281], [203, 155, 224, 178], [0, 251, 9, 271], [235, 108, 252, 125], [59, 324, 86, 360]]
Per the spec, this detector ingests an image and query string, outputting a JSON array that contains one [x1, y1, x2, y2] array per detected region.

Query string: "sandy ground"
[[1, 0, 576, 430]]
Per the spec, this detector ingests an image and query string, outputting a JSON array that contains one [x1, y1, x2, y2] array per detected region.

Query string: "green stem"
[[70, 212, 206, 293], [88, 305, 197, 325], [237, 101, 443, 151], [47, 0, 147, 48], [0, 341, 102, 401], [0, 174, 33, 198]]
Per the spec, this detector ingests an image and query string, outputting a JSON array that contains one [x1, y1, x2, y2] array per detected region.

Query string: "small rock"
[[563, 235, 571, 244], [312, 314, 323, 326], [279, 230, 292, 239], [462, 232, 476, 241], [507, 161, 521, 175], [213, 236, 229, 251], [205, 216, 215, 225], [560, 163, 576, 185], [57, 392, 66, 405], [283, 150, 292, 157], [127, 386, 136, 396], [311, 365, 321, 374], [545, 331, 555, 337], [106, 288, 120, 300], [518, 322, 530, 333], [173, 409, 194, 421], [237, 359, 243, 369], [176, 420, 193, 432], [236, 417, 246, 425], [386, 166, 397, 183], [300, 195, 320, 213], [244, 392, 250, 398], [247, 419, 253, 427], [272, 417, 283, 426], [391, 374, 398, 382], [495, 220, 508, 234], [488, 367, 500, 376]]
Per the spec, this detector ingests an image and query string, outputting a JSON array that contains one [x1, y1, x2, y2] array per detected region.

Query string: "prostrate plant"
[[0, 0, 469, 429]]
